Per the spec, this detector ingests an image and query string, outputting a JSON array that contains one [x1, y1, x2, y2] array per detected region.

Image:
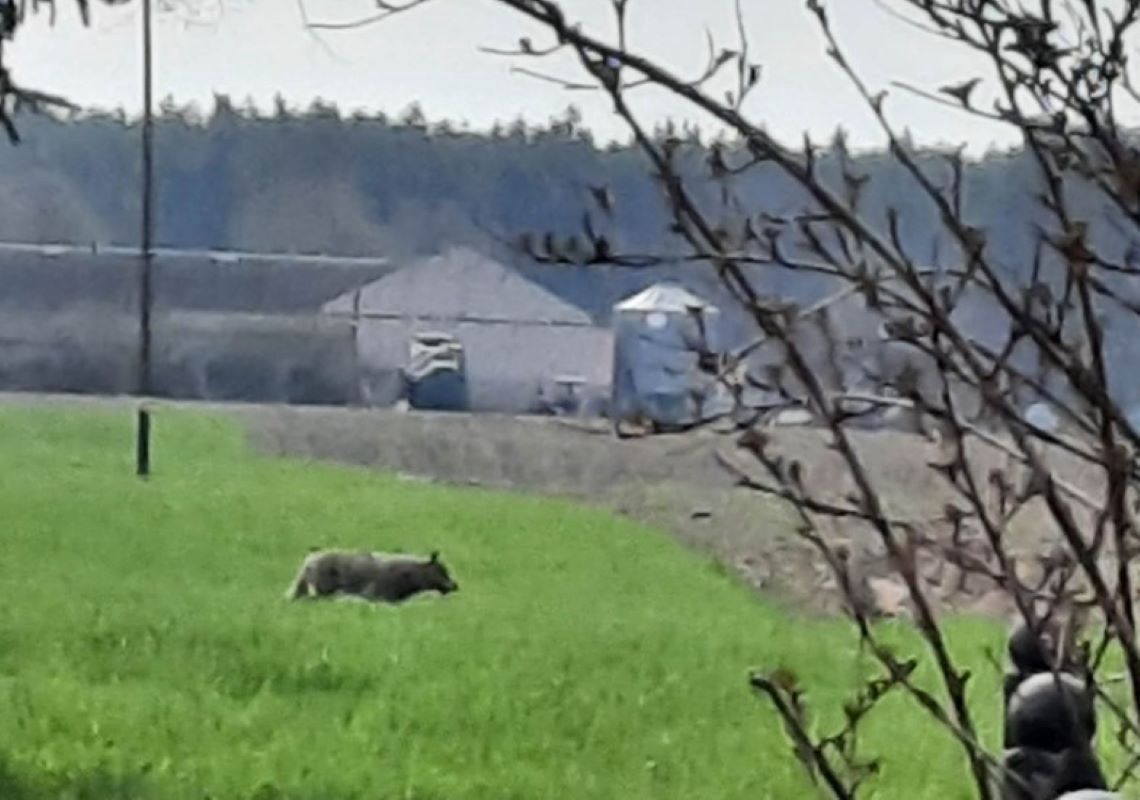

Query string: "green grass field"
[[0, 405, 1100, 799]]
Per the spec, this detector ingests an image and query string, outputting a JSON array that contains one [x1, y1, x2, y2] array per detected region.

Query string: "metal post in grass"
[[135, 0, 155, 478]]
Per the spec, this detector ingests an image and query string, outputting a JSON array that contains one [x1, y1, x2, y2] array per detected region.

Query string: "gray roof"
[[0, 239, 395, 315], [323, 246, 594, 326], [614, 282, 718, 314]]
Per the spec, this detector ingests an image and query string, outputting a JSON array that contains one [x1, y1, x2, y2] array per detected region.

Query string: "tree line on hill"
[[4, 95, 1140, 407]]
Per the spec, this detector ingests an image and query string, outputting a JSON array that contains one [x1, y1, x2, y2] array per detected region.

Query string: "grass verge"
[[0, 406, 1096, 799]]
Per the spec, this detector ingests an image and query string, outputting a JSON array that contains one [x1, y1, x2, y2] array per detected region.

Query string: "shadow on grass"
[[0, 753, 153, 800]]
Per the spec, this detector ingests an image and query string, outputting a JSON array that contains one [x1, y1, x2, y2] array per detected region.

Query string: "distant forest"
[[5, 94, 1140, 404], [0, 94, 1082, 268]]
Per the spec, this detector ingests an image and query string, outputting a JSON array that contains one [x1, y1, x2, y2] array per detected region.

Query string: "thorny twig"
[[325, 0, 1140, 794]]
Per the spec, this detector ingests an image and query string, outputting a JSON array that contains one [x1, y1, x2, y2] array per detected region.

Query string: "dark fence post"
[[136, 407, 151, 478]]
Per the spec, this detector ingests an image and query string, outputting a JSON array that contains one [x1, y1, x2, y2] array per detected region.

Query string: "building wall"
[[0, 308, 359, 405], [353, 318, 614, 413], [154, 311, 359, 405]]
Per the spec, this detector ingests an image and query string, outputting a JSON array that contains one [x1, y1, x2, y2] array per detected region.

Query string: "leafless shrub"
[[0, 1, 134, 141], [300, 0, 1140, 795]]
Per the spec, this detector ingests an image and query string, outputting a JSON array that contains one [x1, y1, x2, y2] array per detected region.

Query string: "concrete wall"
[[0, 309, 358, 405], [353, 318, 614, 413]]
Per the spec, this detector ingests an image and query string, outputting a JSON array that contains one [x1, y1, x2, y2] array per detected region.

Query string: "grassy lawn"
[[0, 405, 1076, 799]]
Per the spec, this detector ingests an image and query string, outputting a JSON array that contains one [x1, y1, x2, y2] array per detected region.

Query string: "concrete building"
[[322, 247, 614, 413]]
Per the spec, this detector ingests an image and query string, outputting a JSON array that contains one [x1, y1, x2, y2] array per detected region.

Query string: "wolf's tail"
[[285, 559, 312, 600]]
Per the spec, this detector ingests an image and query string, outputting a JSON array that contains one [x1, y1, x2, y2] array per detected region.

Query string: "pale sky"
[[7, 0, 1068, 155]]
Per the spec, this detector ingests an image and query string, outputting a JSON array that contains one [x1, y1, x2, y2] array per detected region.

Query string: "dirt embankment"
[[237, 402, 1107, 618], [1, 392, 1106, 617]]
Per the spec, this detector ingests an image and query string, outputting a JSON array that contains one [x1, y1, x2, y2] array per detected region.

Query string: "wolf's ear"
[[430, 550, 440, 563]]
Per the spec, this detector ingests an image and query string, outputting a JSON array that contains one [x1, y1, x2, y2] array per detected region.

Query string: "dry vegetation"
[[328, 1, 1140, 794], [242, 401, 1111, 619]]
